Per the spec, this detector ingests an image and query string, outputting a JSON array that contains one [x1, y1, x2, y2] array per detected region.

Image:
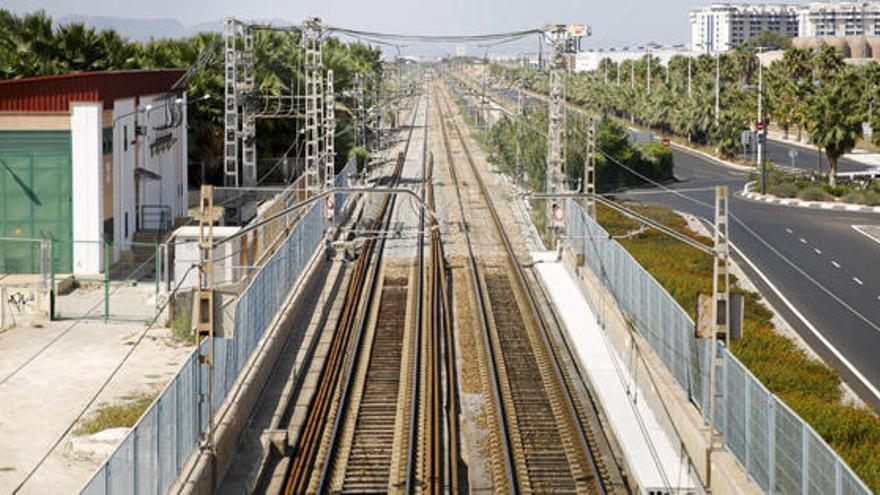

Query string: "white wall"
[[112, 98, 137, 259], [70, 102, 103, 274], [111, 93, 187, 256], [137, 93, 187, 231]]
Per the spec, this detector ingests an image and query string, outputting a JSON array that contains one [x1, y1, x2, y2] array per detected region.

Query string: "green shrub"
[[169, 311, 192, 344], [797, 185, 831, 201], [769, 182, 798, 198], [822, 184, 848, 197], [597, 203, 880, 492], [844, 190, 880, 206]]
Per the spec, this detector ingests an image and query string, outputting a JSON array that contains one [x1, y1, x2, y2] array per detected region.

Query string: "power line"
[[11, 264, 199, 493]]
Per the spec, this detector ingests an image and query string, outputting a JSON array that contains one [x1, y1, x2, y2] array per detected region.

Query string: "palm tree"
[[806, 68, 865, 186]]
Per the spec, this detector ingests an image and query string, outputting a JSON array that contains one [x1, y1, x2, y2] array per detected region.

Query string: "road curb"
[[739, 182, 880, 213]]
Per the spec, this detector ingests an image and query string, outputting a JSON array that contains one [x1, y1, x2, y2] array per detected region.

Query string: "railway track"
[[282, 89, 460, 495], [282, 94, 424, 495], [434, 78, 615, 494]]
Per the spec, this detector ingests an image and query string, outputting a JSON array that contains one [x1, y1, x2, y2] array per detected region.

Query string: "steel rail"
[[314, 92, 425, 493], [433, 85, 518, 494], [438, 81, 609, 494], [283, 92, 422, 495]]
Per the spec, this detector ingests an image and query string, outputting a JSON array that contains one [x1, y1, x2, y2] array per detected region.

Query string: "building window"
[[102, 127, 113, 155], [124, 212, 129, 238], [123, 125, 128, 152]]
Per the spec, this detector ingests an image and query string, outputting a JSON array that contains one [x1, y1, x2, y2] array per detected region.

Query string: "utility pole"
[[546, 25, 569, 233], [687, 56, 693, 98], [706, 185, 730, 490], [585, 116, 597, 219], [196, 185, 215, 455], [630, 59, 635, 89], [354, 73, 365, 149], [324, 69, 336, 194], [303, 17, 324, 198], [223, 20, 256, 188], [715, 52, 721, 127], [241, 27, 256, 187], [757, 47, 767, 195], [223, 19, 239, 187], [516, 71, 524, 188]]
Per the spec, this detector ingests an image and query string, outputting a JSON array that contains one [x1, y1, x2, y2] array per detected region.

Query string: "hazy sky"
[[6, 0, 806, 54]]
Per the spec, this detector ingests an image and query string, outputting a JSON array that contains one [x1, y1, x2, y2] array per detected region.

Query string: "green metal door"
[[0, 131, 73, 273]]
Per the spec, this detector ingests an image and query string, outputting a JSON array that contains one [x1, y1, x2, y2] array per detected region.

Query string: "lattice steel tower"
[[303, 18, 325, 197]]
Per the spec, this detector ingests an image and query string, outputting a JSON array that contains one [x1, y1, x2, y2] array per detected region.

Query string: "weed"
[[74, 392, 157, 436]]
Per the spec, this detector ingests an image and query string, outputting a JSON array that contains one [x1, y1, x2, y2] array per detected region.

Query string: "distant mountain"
[[55, 15, 295, 41]]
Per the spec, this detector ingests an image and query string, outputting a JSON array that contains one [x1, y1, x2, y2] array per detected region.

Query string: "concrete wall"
[[112, 98, 138, 258], [70, 102, 103, 274], [138, 93, 188, 229]]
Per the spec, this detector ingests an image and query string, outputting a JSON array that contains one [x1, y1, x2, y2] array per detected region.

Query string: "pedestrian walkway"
[[532, 252, 699, 494]]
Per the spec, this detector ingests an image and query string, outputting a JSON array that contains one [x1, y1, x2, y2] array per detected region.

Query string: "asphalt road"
[[762, 138, 872, 174], [473, 78, 880, 409], [618, 148, 880, 411]]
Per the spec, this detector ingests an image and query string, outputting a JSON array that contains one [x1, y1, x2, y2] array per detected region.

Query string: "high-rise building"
[[798, 2, 880, 37], [690, 4, 800, 53]]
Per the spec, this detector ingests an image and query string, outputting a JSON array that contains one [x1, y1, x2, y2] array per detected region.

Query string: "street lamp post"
[[757, 47, 767, 194], [687, 55, 693, 98], [715, 51, 721, 128]]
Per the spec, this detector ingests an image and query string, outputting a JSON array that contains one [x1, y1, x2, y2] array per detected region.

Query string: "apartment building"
[[798, 2, 880, 37], [690, 4, 800, 53]]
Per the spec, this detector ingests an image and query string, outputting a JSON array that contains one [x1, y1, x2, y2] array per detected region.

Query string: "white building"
[[690, 4, 800, 53], [0, 70, 189, 275], [574, 46, 693, 73], [798, 1, 880, 37]]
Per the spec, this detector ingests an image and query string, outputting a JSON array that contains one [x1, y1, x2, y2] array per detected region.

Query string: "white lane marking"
[[814, 248, 822, 255], [832, 261, 841, 269], [852, 225, 880, 247], [785, 228, 793, 234], [730, 242, 880, 403], [799, 238, 807, 244], [854, 277, 864, 286]]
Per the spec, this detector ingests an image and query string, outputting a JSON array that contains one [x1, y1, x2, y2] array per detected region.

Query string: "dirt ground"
[[0, 317, 192, 494]]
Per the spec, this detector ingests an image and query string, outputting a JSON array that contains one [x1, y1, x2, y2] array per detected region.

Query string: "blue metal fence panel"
[[80, 185, 333, 493], [564, 200, 871, 495]]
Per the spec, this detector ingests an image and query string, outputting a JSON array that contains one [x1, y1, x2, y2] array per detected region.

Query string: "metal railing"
[[140, 205, 172, 234], [79, 162, 358, 494], [564, 200, 871, 495]]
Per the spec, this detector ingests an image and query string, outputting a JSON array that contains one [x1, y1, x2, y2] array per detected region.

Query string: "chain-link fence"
[[564, 200, 871, 495], [0, 237, 162, 323], [80, 162, 358, 494]]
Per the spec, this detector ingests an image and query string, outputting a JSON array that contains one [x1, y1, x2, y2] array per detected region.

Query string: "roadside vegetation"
[[597, 203, 880, 491], [460, 84, 880, 489], [0, 9, 384, 186], [484, 109, 673, 194], [492, 37, 880, 188], [764, 168, 880, 206], [75, 392, 158, 436]]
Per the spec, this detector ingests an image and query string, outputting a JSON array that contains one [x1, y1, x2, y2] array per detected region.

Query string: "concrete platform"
[[0, 319, 192, 494], [532, 252, 699, 493]]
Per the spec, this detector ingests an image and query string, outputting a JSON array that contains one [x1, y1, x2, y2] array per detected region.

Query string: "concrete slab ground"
[[0, 317, 192, 494], [533, 253, 699, 493]]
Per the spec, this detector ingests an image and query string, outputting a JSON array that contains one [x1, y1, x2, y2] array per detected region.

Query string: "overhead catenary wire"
[[11, 264, 200, 494]]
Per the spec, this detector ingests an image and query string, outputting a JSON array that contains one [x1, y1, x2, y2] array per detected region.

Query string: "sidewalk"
[[768, 129, 880, 168], [533, 252, 700, 494]]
